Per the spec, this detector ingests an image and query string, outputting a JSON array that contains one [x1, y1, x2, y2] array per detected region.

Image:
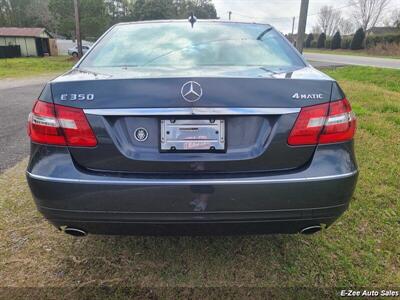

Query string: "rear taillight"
[[28, 100, 97, 147], [288, 99, 356, 146]]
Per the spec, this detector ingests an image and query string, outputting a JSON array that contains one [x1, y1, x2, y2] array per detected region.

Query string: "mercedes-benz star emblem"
[[134, 127, 148, 142], [181, 81, 202, 102]]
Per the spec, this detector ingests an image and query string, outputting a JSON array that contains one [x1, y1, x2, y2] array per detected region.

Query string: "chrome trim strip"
[[83, 107, 300, 116], [26, 170, 357, 186]]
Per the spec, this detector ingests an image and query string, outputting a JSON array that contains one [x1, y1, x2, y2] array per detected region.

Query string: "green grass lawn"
[[325, 66, 400, 93], [0, 56, 74, 79], [305, 48, 400, 60], [0, 66, 399, 298]]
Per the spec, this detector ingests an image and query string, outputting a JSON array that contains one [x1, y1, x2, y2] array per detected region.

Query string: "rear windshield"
[[80, 22, 305, 69]]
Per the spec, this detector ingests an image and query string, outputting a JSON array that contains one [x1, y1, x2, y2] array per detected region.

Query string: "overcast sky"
[[212, 0, 399, 33]]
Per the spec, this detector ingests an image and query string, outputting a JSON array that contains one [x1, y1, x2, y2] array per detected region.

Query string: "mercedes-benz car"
[[26, 20, 358, 236]]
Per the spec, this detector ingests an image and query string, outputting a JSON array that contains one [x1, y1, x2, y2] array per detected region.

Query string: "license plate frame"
[[160, 119, 225, 152]]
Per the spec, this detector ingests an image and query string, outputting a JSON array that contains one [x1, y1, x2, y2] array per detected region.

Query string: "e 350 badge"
[[60, 93, 95, 101], [292, 93, 324, 100]]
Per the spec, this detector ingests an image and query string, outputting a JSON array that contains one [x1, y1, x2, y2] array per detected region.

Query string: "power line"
[[307, 4, 356, 17], [227, 2, 400, 20], [223, 2, 399, 31], [227, 3, 358, 22], [227, 11, 292, 21]]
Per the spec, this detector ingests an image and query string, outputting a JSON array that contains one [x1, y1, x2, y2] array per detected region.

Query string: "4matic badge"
[[292, 93, 324, 100]]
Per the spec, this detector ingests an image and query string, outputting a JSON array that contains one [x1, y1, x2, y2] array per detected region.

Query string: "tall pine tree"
[[331, 31, 341, 49], [350, 28, 365, 50]]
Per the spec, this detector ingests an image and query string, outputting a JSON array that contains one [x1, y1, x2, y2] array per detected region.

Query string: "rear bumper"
[[27, 142, 358, 235]]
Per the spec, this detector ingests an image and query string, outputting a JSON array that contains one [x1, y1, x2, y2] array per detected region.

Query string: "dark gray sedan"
[[26, 20, 358, 236]]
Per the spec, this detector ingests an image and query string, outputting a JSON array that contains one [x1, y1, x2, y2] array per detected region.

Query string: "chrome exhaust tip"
[[300, 225, 322, 235], [62, 227, 87, 237]]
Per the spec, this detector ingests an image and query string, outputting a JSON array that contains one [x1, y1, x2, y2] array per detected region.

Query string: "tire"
[[72, 52, 78, 58]]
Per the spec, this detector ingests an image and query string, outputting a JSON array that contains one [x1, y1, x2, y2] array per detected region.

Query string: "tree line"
[[304, 0, 400, 51], [0, 0, 217, 40], [305, 29, 366, 50], [311, 0, 399, 37]]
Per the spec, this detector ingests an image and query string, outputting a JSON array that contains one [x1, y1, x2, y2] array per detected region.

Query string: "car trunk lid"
[[48, 67, 335, 174]]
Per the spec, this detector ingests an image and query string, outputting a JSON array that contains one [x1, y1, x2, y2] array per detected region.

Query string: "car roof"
[[116, 19, 272, 28]]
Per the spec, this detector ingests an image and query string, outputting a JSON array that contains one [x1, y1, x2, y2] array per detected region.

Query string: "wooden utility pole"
[[228, 11, 232, 21], [291, 16, 296, 44], [296, 0, 309, 53], [73, 0, 83, 58]]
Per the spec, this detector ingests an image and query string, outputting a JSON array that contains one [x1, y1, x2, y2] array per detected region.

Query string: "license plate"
[[161, 119, 225, 151]]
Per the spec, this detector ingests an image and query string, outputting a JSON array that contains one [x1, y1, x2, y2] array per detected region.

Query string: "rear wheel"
[[72, 52, 78, 58]]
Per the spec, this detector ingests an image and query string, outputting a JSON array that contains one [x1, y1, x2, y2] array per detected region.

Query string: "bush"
[[325, 38, 332, 49], [331, 31, 341, 49], [317, 33, 326, 48], [311, 40, 318, 48], [366, 33, 400, 48], [341, 37, 352, 49], [367, 43, 400, 56], [351, 28, 365, 50], [305, 33, 314, 48]]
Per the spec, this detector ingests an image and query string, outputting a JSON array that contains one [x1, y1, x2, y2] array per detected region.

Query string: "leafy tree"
[[317, 32, 326, 48], [130, 0, 216, 21], [182, 0, 217, 19], [80, 0, 109, 39], [131, 0, 176, 21], [1, 0, 218, 39], [331, 31, 341, 49], [49, 0, 108, 39], [350, 27, 365, 50], [0, 0, 31, 26], [105, 0, 131, 24], [49, 0, 74, 38], [305, 33, 314, 48], [0, 0, 53, 28]]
